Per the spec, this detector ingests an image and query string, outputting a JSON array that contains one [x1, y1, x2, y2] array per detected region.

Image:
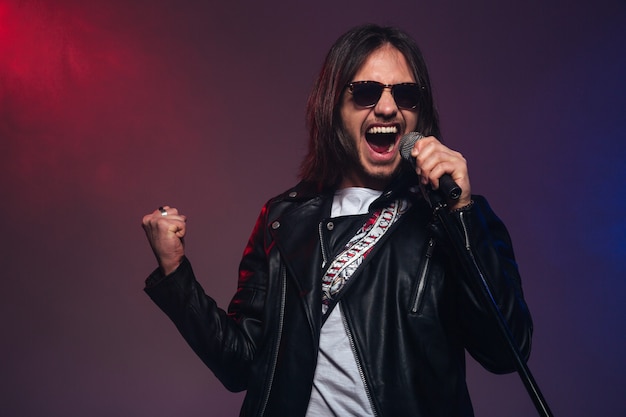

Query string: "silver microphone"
[[399, 132, 462, 200]]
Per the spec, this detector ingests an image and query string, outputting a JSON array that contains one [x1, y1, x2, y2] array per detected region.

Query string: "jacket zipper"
[[342, 312, 379, 417], [318, 221, 328, 269], [458, 211, 471, 250], [410, 237, 436, 314], [258, 266, 287, 417]]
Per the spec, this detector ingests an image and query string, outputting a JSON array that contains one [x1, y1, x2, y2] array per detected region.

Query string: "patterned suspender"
[[321, 199, 410, 316]]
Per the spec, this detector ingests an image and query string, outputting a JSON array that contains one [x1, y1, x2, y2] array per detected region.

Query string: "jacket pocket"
[[410, 237, 436, 314]]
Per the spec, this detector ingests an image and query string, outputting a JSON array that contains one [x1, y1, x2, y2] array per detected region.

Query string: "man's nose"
[[374, 88, 398, 116]]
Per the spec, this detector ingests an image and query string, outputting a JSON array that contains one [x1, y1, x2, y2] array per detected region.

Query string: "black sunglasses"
[[347, 81, 422, 109]]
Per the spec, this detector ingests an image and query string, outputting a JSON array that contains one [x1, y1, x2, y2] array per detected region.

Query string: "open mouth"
[[366, 125, 398, 154]]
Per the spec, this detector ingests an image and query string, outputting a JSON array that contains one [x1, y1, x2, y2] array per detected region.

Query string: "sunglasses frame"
[[346, 81, 423, 109]]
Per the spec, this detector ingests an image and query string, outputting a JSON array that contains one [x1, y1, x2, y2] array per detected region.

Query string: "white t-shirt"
[[305, 187, 382, 417]]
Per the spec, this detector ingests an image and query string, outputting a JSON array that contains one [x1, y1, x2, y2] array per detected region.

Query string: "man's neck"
[[338, 175, 392, 191]]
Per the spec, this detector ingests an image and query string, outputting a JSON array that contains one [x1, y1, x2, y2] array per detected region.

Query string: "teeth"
[[367, 126, 398, 134]]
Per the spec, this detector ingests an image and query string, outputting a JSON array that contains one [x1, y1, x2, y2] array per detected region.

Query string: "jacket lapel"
[[270, 195, 329, 328]]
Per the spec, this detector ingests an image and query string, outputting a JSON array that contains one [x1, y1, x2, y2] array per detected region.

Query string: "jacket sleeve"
[[144, 204, 271, 392], [446, 195, 533, 374]]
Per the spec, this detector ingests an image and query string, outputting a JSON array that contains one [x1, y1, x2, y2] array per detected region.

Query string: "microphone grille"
[[399, 132, 424, 160]]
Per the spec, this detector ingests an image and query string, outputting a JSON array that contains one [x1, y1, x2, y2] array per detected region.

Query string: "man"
[[142, 24, 533, 416]]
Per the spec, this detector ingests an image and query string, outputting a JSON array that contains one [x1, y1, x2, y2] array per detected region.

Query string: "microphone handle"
[[439, 174, 462, 200]]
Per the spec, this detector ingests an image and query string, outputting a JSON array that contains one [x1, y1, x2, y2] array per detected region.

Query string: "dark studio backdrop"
[[1, 1, 625, 416]]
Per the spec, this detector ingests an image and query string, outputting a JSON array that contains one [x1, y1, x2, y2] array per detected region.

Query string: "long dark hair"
[[299, 24, 440, 190]]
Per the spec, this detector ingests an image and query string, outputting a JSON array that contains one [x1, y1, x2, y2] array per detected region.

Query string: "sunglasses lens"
[[393, 84, 421, 109], [351, 83, 383, 107]]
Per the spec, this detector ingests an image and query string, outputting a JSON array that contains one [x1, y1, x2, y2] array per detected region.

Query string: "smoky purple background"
[[1, 1, 625, 416]]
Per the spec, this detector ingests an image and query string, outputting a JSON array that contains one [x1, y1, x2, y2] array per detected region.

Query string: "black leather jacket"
[[145, 177, 533, 417]]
